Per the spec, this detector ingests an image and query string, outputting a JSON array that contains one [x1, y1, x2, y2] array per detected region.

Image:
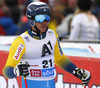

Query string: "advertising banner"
[[0, 50, 100, 88], [55, 56, 100, 88]]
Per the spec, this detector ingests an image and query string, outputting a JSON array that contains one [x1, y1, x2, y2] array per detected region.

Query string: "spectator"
[[56, 8, 74, 40], [91, 0, 100, 18], [19, 6, 30, 34], [66, 0, 77, 12], [69, 0, 99, 40], [91, 0, 100, 39], [48, 0, 66, 31], [3, 0, 20, 24], [10, 6, 20, 24], [0, 17, 20, 35], [0, 0, 20, 35], [0, 0, 11, 35]]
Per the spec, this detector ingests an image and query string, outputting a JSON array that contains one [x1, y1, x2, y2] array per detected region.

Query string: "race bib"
[[21, 56, 55, 77]]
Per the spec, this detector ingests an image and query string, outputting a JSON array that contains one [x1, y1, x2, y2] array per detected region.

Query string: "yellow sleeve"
[[3, 36, 26, 79], [5, 36, 26, 67], [54, 31, 76, 72]]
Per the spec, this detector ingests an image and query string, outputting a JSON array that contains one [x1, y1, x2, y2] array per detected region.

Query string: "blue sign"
[[42, 67, 54, 77]]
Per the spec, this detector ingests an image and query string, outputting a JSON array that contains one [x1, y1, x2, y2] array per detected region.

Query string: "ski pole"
[[84, 86, 86, 88], [83, 73, 87, 88], [24, 76, 28, 88], [83, 84, 86, 88]]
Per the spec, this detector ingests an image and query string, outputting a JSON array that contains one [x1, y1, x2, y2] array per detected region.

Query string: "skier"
[[3, 2, 91, 88]]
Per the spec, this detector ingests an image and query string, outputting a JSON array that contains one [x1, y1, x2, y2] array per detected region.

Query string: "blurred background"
[[0, 0, 100, 42], [0, 0, 100, 87]]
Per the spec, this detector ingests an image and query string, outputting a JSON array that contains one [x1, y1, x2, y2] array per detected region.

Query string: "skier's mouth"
[[41, 25, 47, 28]]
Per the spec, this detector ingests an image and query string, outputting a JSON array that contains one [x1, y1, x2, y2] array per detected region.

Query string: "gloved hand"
[[73, 68, 91, 86], [13, 62, 30, 77]]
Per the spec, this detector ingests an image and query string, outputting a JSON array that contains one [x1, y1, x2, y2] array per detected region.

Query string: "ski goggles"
[[35, 14, 50, 23]]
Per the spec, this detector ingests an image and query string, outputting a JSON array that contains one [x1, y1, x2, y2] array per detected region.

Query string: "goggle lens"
[[35, 14, 50, 23]]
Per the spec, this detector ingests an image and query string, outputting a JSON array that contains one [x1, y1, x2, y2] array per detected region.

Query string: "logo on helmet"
[[35, 6, 48, 11], [27, 7, 32, 12]]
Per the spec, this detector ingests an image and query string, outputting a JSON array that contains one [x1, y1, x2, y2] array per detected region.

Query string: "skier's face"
[[35, 21, 49, 33]]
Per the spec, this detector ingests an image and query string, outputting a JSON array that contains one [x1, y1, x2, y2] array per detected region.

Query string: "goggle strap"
[[27, 16, 35, 20]]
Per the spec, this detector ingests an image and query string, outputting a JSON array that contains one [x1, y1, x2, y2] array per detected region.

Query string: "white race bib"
[[21, 55, 56, 80]]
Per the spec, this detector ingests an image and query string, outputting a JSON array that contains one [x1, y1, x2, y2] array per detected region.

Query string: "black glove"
[[14, 62, 30, 77], [73, 68, 91, 86]]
